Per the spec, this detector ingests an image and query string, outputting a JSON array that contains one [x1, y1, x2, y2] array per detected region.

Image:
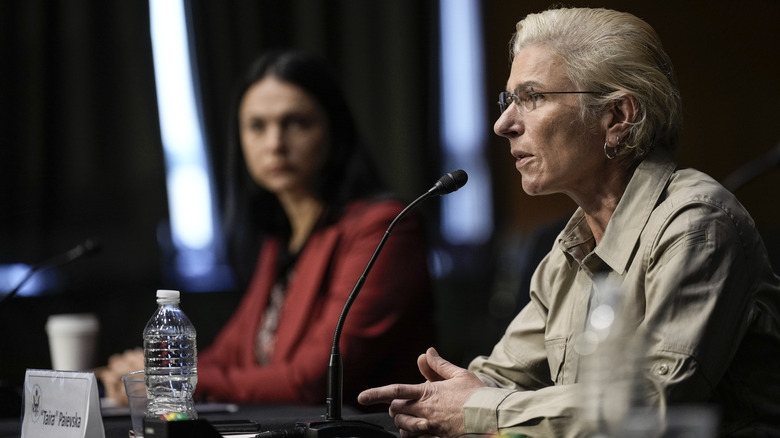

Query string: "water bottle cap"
[[156, 289, 180, 300]]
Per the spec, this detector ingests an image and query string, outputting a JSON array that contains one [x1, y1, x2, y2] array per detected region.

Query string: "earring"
[[604, 137, 618, 160]]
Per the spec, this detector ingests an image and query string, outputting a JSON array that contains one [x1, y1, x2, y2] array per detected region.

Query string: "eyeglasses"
[[497, 87, 598, 113]]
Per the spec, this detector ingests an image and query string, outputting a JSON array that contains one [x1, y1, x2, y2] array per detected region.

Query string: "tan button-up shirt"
[[465, 148, 780, 437]]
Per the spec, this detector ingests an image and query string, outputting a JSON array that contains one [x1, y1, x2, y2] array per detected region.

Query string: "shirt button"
[[657, 363, 669, 375]]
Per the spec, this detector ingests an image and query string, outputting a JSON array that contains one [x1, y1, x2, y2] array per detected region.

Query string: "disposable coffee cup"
[[45, 313, 100, 371]]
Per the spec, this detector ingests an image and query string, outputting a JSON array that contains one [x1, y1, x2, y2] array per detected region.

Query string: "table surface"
[[1, 402, 398, 438]]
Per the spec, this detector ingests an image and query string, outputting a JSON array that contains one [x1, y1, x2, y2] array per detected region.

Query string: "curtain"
[[0, 1, 166, 288]]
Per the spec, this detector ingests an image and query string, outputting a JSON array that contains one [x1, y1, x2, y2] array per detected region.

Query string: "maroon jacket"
[[197, 199, 435, 405]]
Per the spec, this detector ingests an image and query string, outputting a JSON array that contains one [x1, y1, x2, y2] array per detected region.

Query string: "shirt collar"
[[557, 147, 678, 274]]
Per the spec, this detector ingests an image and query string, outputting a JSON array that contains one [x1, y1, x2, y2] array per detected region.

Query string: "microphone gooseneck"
[[315, 170, 467, 437], [0, 238, 102, 310]]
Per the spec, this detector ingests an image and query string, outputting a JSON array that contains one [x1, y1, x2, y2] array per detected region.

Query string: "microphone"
[[302, 170, 468, 438], [0, 238, 102, 310], [429, 169, 468, 196], [720, 140, 780, 192]]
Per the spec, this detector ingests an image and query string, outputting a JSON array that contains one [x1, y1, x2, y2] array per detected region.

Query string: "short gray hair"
[[511, 8, 682, 161]]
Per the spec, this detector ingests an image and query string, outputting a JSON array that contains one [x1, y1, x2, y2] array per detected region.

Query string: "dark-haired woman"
[[195, 50, 434, 404]]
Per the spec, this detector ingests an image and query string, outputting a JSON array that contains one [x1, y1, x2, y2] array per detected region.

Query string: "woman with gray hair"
[[358, 7, 780, 437]]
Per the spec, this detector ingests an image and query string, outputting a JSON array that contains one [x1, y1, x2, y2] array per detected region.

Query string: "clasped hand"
[[358, 347, 485, 438], [95, 348, 144, 405]]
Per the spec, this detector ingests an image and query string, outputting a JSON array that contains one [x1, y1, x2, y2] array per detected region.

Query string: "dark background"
[[1, 0, 779, 416]]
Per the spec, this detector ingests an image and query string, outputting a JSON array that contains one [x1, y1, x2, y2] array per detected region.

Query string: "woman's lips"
[[267, 163, 292, 174], [512, 150, 533, 166]]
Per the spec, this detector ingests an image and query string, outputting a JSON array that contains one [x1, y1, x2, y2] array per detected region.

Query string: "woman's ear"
[[605, 93, 638, 140]]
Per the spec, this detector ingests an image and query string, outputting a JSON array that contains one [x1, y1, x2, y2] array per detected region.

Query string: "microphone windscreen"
[[65, 238, 102, 262], [81, 239, 102, 256], [434, 169, 468, 195]]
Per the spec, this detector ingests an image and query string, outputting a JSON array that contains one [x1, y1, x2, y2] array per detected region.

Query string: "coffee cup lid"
[[45, 313, 99, 333]]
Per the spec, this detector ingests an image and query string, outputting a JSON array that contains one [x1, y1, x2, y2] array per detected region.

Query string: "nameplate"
[[21, 369, 105, 438]]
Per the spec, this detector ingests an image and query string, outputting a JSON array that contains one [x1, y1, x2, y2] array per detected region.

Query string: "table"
[[0, 403, 398, 438]]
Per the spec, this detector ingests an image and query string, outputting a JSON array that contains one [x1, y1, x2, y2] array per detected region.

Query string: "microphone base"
[[302, 419, 397, 438]]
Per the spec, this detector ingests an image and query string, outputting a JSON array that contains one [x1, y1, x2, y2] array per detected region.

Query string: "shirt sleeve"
[[638, 199, 758, 402], [463, 196, 769, 435]]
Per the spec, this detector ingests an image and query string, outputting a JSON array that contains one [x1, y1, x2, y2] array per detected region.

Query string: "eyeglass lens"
[[497, 89, 528, 114]]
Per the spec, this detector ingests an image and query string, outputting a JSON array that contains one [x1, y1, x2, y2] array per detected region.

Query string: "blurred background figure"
[[97, 50, 435, 406]]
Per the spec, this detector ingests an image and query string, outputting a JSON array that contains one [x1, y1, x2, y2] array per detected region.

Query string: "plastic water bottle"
[[143, 289, 198, 420], [576, 276, 652, 436]]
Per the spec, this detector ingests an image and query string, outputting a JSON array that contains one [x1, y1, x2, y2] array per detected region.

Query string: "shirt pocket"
[[544, 337, 568, 384]]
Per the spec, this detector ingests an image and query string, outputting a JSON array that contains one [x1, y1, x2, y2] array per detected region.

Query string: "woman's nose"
[[493, 106, 521, 139], [264, 126, 285, 151]]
